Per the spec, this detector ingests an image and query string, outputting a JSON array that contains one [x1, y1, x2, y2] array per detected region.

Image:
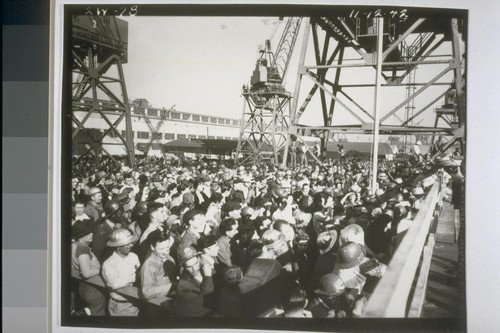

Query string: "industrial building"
[[73, 97, 241, 157]]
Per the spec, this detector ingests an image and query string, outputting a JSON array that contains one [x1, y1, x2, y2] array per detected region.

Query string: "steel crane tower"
[[132, 99, 175, 157], [282, 14, 466, 167], [235, 17, 302, 165], [71, 16, 135, 168]]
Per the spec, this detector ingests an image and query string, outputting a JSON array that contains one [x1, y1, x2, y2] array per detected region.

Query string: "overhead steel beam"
[[402, 90, 448, 126], [382, 18, 427, 61], [305, 70, 367, 124], [380, 64, 453, 123], [295, 124, 453, 134], [304, 59, 450, 70]]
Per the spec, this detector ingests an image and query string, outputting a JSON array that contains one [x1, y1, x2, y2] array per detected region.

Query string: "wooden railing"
[[363, 173, 446, 317]]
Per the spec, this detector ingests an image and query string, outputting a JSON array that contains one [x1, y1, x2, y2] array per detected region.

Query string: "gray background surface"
[[2, 1, 500, 332], [3, 1, 49, 332]]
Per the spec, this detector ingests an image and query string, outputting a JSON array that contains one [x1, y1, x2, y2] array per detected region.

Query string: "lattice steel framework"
[[71, 16, 135, 167], [235, 18, 302, 165], [282, 15, 466, 166]]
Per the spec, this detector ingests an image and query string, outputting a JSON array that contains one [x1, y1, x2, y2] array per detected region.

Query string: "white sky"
[[122, 16, 284, 118]]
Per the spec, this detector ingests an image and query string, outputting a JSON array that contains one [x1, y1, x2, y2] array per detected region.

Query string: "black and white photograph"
[[50, 1, 470, 331]]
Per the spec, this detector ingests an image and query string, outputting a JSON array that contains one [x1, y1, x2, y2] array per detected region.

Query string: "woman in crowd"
[[71, 220, 106, 316], [140, 230, 177, 300]]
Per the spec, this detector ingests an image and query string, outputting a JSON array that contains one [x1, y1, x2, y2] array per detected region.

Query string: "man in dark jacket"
[[92, 200, 126, 263], [171, 248, 214, 317], [307, 273, 352, 318]]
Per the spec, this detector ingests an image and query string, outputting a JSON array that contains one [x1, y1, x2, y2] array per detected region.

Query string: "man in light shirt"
[[102, 229, 140, 316]]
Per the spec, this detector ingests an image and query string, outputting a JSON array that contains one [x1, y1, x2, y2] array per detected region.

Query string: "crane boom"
[[271, 17, 302, 84]]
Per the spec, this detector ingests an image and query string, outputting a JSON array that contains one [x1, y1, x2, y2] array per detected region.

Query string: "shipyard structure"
[[73, 97, 241, 158]]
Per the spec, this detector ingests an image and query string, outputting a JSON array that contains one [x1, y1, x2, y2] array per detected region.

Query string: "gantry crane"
[[235, 17, 302, 165], [282, 13, 466, 167], [71, 15, 135, 168]]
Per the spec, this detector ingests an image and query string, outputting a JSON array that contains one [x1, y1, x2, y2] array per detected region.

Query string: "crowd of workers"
[[70, 148, 464, 318]]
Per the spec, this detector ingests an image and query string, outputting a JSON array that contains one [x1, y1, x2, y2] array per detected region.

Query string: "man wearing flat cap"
[[102, 229, 140, 316]]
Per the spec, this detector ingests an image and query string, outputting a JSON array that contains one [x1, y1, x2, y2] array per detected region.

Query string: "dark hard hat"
[[104, 199, 122, 218], [241, 206, 254, 218], [386, 182, 398, 190], [314, 273, 345, 296], [336, 242, 365, 269], [272, 187, 285, 198], [113, 191, 131, 205], [323, 187, 334, 197], [138, 174, 148, 183], [135, 201, 148, 215], [393, 205, 407, 218]]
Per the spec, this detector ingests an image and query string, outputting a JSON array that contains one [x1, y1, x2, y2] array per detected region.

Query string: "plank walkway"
[[421, 201, 466, 318]]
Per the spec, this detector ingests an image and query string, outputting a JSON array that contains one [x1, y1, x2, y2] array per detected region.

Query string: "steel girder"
[[72, 46, 135, 168], [282, 15, 466, 166], [235, 91, 290, 165]]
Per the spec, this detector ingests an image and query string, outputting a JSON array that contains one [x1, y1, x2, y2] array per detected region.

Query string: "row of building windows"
[[110, 130, 237, 141], [132, 107, 240, 126]]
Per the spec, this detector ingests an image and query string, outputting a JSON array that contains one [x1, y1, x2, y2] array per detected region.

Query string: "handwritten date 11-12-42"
[[349, 9, 409, 22]]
